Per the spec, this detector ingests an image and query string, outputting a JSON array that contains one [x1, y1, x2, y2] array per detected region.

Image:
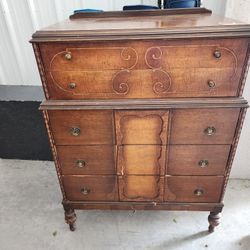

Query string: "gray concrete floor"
[[0, 159, 250, 250]]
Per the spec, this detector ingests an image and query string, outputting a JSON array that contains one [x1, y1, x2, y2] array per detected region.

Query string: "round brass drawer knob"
[[65, 52, 72, 60], [198, 160, 209, 168], [81, 187, 90, 195], [213, 50, 221, 59], [204, 127, 216, 136], [68, 82, 76, 89], [194, 189, 204, 196], [76, 160, 86, 168], [70, 127, 81, 136], [208, 80, 216, 88]]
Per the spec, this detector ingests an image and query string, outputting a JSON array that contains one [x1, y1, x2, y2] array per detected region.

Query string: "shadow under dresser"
[[31, 8, 250, 232]]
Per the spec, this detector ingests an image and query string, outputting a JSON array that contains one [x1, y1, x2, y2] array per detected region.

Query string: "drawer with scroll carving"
[[168, 145, 231, 176], [165, 176, 224, 202], [48, 110, 114, 145], [57, 145, 116, 175], [62, 175, 118, 201], [39, 38, 248, 99], [170, 108, 240, 144], [118, 176, 164, 202]]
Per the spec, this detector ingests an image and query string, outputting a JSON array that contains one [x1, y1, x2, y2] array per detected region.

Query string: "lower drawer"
[[62, 176, 118, 201], [165, 176, 224, 203]]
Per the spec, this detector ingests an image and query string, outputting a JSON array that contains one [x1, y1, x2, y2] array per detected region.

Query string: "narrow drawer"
[[57, 145, 116, 175], [118, 176, 164, 202], [168, 145, 231, 175], [170, 108, 240, 144], [117, 145, 166, 175], [48, 110, 114, 145], [115, 110, 169, 145], [62, 176, 118, 201], [165, 176, 224, 202]]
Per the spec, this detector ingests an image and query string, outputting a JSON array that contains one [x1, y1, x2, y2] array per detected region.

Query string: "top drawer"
[[39, 38, 249, 99]]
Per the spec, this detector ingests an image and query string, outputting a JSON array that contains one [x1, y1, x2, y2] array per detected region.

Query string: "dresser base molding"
[[62, 200, 223, 232]]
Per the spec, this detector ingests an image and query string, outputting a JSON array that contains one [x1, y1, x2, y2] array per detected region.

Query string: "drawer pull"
[[80, 187, 90, 195], [76, 160, 86, 168], [70, 127, 81, 136], [208, 80, 216, 88], [65, 52, 72, 60], [198, 160, 209, 168], [68, 82, 76, 89], [213, 50, 221, 59], [194, 189, 204, 196], [204, 127, 216, 136]]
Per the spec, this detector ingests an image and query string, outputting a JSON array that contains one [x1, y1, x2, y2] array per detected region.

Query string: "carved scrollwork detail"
[[145, 47, 163, 69], [120, 47, 138, 69], [112, 69, 130, 95], [152, 69, 171, 94]]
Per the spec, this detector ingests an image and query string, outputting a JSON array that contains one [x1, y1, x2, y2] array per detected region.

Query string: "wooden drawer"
[[165, 176, 224, 202], [115, 110, 169, 145], [39, 38, 248, 99], [170, 108, 240, 144], [118, 176, 164, 201], [117, 145, 166, 175], [168, 145, 231, 176], [57, 145, 116, 175], [62, 176, 118, 201], [48, 110, 114, 145]]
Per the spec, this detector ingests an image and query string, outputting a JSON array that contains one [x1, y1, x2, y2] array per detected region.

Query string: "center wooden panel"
[[118, 176, 164, 201], [117, 145, 166, 175], [115, 110, 169, 145]]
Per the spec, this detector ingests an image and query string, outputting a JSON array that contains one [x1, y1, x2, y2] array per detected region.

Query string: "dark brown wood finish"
[[168, 145, 231, 176], [48, 110, 114, 145], [32, 9, 250, 232], [165, 176, 224, 202], [57, 145, 116, 175], [170, 108, 240, 144], [38, 39, 248, 99], [62, 175, 118, 201]]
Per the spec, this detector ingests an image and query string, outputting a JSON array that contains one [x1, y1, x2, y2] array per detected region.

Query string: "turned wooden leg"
[[208, 211, 221, 233], [63, 204, 76, 231]]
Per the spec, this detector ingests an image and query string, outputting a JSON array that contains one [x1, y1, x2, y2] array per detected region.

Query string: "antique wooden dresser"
[[31, 8, 250, 232]]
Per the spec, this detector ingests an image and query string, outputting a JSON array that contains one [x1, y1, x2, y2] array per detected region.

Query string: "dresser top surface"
[[31, 8, 250, 42]]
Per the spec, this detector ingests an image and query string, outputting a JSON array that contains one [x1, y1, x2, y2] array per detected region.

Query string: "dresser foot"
[[208, 211, 221, 233], [63, 204, 77, 231]]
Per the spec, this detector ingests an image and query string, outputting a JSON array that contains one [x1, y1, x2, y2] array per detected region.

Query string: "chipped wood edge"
[[239, 42, 250, 96], [32, 43, 50, 99], [220, 107, 248, 201], [42, 110, 66, 199]]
